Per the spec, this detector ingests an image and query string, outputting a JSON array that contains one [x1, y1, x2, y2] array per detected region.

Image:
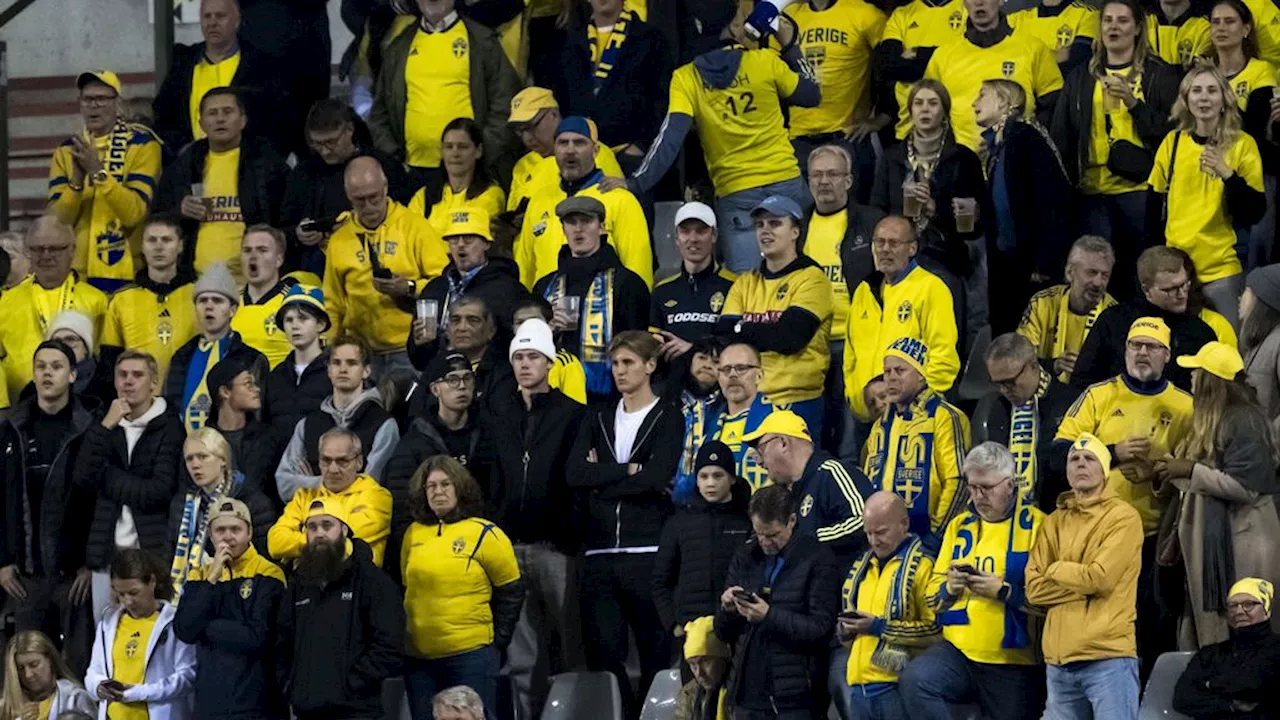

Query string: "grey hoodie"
[[274, 386, 401, 502]]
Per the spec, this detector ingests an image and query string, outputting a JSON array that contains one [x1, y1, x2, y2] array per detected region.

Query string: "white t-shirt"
[[613, 396, 660, 463]]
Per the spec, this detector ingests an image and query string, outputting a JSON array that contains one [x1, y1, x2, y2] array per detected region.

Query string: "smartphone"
[[953, 563, 979, 575], [300, 216, 338, 234], [732, 589, 759, 603], [103, 679, 126, 692], [838, 610, 863, 620]]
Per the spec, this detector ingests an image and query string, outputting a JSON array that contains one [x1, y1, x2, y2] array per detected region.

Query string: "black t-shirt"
[[26, 402, 74, 574]]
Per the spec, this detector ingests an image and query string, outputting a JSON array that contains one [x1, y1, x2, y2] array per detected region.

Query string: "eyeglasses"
[[969, 476, 1012, 497], [755, 436, 783, 455], [80, 94, 118, 107], [872, 237, 912, 250], [307, 131, 349, 152], [718, 364, 760, 377], [989, 361, 1032, 390], [435, 373, 475, 389], [1228, 599, 1264, 612], [809, 171, 850, 182], [1126, 340, 1165, 354], [1153, 280, 1190, 296], [318, 455, 359, 468], [27, 244, 72, 256]]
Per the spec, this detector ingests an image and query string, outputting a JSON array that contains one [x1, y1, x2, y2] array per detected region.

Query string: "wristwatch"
[[996, 582, 1012, 603], [91, 170, 109, 184]]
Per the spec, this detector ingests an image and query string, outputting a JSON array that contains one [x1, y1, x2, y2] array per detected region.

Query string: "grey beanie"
[[1247, 264, 1280, 312], [194, 262, 239, 303]]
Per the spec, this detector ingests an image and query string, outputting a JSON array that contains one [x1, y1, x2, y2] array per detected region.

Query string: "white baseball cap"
[[510, 318, 557, 362], [674, 202, 717, 229]]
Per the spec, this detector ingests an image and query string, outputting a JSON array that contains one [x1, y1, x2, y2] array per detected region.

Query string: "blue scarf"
[[589, 7, 634, 94], [181, 334, 230, 432], [842, 535, 935, 671], [868, 390, 944, 542], [442, 264, 485, 332], [169, 471, 244, 604], [545, 270, 615, 396]]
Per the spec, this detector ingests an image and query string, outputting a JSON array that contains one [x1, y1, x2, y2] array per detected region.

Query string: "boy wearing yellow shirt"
[[1146, 0, 1211, 67]]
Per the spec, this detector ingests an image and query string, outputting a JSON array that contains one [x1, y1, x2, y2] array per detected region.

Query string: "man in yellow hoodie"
[[268, 428, 392, 567], [1026, 434, 1143, 718]]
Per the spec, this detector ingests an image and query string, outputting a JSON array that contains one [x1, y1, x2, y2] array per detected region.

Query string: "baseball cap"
[[77, 70, 122, 95], [1068, 433, 1112, 476], [749, 195, 803, 221], [555, 115, 598, 142], [509, 87, 558, 124], [510, 318, 557, 362], [1127, 317, 1171, 348], [427, 351, 473, 385], [442, 208, 493, 242], [1176, 341, 1244, 380], [556, 195, 606, 221], [305, 497, 352, 530], [742, 410, 812, 446], [275, 284, 331, 332], [207, 498, 253, 530], [675, 202, 717, 229]]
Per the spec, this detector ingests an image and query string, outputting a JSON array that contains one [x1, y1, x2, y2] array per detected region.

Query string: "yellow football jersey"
[[881, 0, 968, 138], [785, 0, 887, 135]]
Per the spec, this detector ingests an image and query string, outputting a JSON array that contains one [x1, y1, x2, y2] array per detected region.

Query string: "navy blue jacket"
[[790, 451, 874, 568]]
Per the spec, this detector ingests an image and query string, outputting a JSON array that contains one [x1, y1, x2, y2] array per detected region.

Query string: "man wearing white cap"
[[483, 318, 586, 717], [650, 202, 736, 360]]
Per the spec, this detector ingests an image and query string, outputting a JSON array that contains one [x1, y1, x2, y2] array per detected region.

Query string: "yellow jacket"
[[47, 124, 162, 288], [323, 201, 448, 353], [845, 264, 960, 421], [0, 274, 108, 398], [842, 536, 939, 685], [401, 517, 521, 659], [267, 474, 393, 567], [1025, 488, 1142, 665], [515, 177, 652, 289], [508, 148, 623, 212]]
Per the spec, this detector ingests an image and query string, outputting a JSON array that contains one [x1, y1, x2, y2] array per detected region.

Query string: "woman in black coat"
[[976, 78, 1077, 334]]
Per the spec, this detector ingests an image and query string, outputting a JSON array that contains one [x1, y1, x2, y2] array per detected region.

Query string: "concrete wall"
[[0, 0, 354, 79]]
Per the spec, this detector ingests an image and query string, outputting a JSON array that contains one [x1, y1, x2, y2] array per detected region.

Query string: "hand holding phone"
[[953, 563, 979, 575], [733, 589, 759, 604]]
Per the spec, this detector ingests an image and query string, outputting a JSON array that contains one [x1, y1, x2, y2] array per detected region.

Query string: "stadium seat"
[[381, 676, 410, 720], [970, 390, 1009, 446], [957, 324, 994, 401], [1139, 651, 1194, 720], [639, 668, 682, 720], [652, 201, 683, 279], [541, 671, 624, 720]]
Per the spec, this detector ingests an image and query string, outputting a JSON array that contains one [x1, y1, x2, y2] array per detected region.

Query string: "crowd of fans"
[[5, 0, 1280, 717]]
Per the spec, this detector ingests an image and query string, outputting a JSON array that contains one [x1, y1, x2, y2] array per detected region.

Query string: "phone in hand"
[[732, 589, 759, 603], [102, 679, 126, 694], [953, 563, 979, 575], [372, 267, 393, 280], [299, 216, 338, 234], [838, 610, 864, 621]]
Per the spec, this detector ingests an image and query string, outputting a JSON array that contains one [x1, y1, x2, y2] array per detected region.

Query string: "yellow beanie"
[[884, 337, 928, 377], [683, 616, 730, 660], [1229, 577, 1274, 615], [1069, 433, 1112, 476]]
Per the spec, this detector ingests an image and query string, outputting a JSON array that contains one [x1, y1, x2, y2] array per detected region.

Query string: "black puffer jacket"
[[407, 258, 531, 368], [714, 533, 841, 712], [74, 403, 186, 570], [163, 332, 269, 417], [652, 480, 752, 633], [1071, 297, 1218, 392], [567, 396, 682, 551], [262, 350, 331, 462]]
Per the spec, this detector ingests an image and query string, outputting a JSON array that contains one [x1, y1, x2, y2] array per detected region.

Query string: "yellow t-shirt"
[[785, 0, 887, 136], [196, 148, 245, 279], [667, 48, 802, 195], [232, 285, 294, 369], [1146, 13, 1211, 67], [102, 281, 198, 383], [881, 0, 968, 138], [924, 31, 1064, 151], [1082, 65, 1148, 195], [190, 51, 242, 141], [721, 260, 832, 404], [405, 22, 475, 169], [36, 696, 53, 720], [1227, 57, 1278, 111], [1149, 130, 1264, 283], [1008, 3, 1098, 54], [1056, 375, 1193, 533], [805, 210, 851, 339], [409, 183, 507, 236], [1243, 0, 1280, 65], [108, 611, 160, 720]]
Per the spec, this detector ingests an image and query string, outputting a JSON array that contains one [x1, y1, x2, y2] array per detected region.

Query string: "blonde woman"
[[1148, 64, 1266, 330], [1, 632, 95, 720], [1156, 342, 1280, 649], [165, 425, 274, 603]]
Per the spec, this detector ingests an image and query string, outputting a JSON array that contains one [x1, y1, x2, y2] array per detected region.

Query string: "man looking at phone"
[[900, 442, 1047, 720], [836, 490, 939, 719], [716, 484, 841, 720], [174, 498, 287, 720]]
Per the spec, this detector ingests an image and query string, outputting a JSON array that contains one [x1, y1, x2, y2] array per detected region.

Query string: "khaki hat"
[[207, 498, 253, 530]]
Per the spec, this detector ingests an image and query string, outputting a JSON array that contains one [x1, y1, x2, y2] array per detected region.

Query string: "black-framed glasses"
[[719, 364, 760, 377], [1228, 599, 1264, 612], [435, 372, 475, 389]]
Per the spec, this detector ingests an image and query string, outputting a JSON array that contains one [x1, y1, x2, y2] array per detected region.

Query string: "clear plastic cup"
[[559, 295, 581, 324], [417, 298, 438, 336]]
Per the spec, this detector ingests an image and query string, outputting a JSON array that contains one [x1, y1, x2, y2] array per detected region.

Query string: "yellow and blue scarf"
[[1051, 291, 1106, 384], [1008, 368, 1051, 504], [843, 535, 934, 671], [868, 391, 943, 542], [588, 7, 633, 94], [86, 121, 136, 285], [168, 474, 239, 604], [181, 336, 226, 432], [546, 270, 615, 396]]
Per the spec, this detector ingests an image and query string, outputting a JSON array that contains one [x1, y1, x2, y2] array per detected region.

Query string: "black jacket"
[[262, 349, 331, 462], [484, 387, 586, 551], [652, 480, 752, 632], [406, 258, 530, 368], [173, 550, 288, 720], [714, 533, 841, 712], [153, 137, 289, 265], [152, 42, 288, 160], [871, 137, 985, 278], [74, 405, 186, 570], [163, 332, 269, 419], [567, 395, 682, 551], [972, 377, 1076, 513], [0, 396, 96, 577], [1051, 58, 1180, 188], [275, 538, 404, 720], [553, 11, 671, 150], [1071, 297, 1218, 392], [1173, 621, 1280, 719], [165, 474, 278, 560], [206, 418, 285, 503], [649, 261, 737, 342]]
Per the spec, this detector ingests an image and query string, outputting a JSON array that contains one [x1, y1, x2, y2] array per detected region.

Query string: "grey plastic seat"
[[956, 324, 994, 401], [639, 669, 683, 720], [652, 201, 683, 279], [541, 671, 623, 720], [1139, 651, 1194, 720]]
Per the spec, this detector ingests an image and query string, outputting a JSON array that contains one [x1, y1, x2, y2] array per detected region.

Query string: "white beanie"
[[46, 310, 96, 355], [510, 318, 557, 362], [194, 262, 239, 303]]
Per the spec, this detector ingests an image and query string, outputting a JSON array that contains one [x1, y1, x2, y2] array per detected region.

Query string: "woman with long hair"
[[1240, 264, 1280, 422], [408, 117, 506, 238], [1149, 63, 1266, 330], [1052, 0, 1180, 297], [1210, 0, 1279, 270], [1157, 342, 1280, 648], [400, 456, 524, 720], [974, 78, 1077, 334], [84, 549, 195, 720], [0, 632, 95, 720]]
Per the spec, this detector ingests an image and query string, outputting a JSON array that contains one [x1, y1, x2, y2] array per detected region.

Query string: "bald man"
[[835, 490, 939, 719], [323, 157, 447, 388]]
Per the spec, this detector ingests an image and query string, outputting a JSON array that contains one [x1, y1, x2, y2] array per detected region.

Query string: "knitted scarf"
[[87, 120, 136, 281], [168, 472, 241, 604], [588, 7, 634, 94], [1051, 290, 1106, 383], [546, 270, 615, 396], [868, 391, 944, 541], [843, 535, 931, 671], [1009, 368, 1051, 504]]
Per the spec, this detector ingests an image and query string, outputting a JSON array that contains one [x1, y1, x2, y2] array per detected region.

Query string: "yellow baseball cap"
[[509, 87, 558, 124], [1127, 316, 1171, 348], [1068, 433, 1112, 476], [442, 208, 493, 242], [1176, 341, 1244, 380], [77, 69, 123, 95], [742, 410, 812, 446], [305, 497, 352, 531], [683, 616, 730, 660]]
